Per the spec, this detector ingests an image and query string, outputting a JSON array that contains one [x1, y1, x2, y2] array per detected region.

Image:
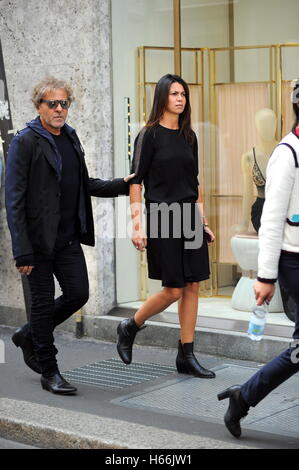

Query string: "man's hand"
[[17, 266, 34, 276], [124, 173, 136, 183], [254, 280, 275, 305]]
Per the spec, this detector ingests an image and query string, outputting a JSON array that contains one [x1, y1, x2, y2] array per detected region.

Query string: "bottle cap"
[[253, 303, 267, 318]]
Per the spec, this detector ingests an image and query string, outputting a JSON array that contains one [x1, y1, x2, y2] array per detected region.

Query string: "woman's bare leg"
[[178, 282, 199, 343], [176, 281, 215, 377], [134, 287, 183, 326]]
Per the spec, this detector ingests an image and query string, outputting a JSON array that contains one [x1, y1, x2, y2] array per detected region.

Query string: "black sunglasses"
[[40, 99, 71, 109]]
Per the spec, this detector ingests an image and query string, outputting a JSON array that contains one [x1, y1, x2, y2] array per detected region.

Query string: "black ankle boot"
[[217, 385, 249, 438], [176, 341, 216, 378], [12, 327, 41, 374], [41, 371, 77, 395], [117, 318, 146, 364]]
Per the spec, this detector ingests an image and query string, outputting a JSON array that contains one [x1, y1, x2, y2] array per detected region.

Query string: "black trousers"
[[241, 252, 299, 407], [22, 240, 89, 375]]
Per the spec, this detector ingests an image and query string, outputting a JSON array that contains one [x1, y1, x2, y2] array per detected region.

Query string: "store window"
[[112, 0, 299, 335], [112, 0, 174, 304], [181, 0, 299, 319]]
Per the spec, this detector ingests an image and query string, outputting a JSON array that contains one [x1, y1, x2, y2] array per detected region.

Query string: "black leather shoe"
[[41, 372, 77, 395], [12, 328, 41, 374], [217, 385, 249, 438], [117, 318, 146, 364], [176, 341, 216, 378]]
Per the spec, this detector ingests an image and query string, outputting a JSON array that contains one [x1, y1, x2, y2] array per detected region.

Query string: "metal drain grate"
[[63, 358, 176, 389], [114, 364, 299, 438]]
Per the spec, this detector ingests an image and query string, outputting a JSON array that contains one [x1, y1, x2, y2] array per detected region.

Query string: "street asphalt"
[[0, 325, 298, 450]]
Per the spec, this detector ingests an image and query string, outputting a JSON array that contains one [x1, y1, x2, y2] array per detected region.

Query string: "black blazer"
[[5, 118, 128, 259]]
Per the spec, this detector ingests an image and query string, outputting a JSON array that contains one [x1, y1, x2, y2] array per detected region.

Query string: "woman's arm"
[[130, 184, 147, 251], [196, 185, 215, 244], [129, 128, 154, 251]]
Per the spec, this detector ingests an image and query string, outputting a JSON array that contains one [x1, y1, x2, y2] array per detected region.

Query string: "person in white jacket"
[[217, 79, 299, 438]]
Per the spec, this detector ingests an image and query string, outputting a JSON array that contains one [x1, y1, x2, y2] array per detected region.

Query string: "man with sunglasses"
[[5, 77, 134, 395]]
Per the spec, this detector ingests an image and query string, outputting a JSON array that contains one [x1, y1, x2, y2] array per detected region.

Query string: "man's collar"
[[26, 116, 76, 137]]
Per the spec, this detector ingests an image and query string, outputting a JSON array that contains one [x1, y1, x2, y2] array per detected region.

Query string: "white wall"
[[235, 0, 299, 46], [234, 0, 299, 81], [181, 0, 230, 48]]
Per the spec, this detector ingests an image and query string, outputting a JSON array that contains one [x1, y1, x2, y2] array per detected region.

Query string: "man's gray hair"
[[31, 76, 75, 108]]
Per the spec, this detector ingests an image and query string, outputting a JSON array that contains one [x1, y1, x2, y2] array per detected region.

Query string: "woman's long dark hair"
[[146, 74, 194, 144], [293, 79, 299, 129]]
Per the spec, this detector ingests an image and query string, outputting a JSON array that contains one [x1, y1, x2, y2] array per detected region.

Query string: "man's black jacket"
[[5, 117, 128, 259]]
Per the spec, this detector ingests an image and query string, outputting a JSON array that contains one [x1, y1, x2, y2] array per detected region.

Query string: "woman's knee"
[[163, 287, 183, 302], [183, 282, 200, 296]]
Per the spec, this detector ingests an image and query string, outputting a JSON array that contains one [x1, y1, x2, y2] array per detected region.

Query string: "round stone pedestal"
[[231, 234, 283, 312]]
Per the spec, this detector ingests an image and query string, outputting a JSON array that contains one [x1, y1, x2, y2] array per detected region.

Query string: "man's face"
[[37, 88, 69, 135]]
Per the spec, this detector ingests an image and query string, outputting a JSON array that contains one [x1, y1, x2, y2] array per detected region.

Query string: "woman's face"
[[165, 82, 186, 115]]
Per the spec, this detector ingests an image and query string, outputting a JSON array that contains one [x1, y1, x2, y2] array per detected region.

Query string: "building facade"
[[0, 0, 117, 333], [0, 0, 298, 338]]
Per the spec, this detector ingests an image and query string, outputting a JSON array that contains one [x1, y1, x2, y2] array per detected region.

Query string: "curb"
[[83, 316, 290, 364], [2, 306, 291, 363], [0, 398, 253, 449]]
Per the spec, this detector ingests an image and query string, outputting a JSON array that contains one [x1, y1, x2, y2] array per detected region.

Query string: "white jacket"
[[258, 131, 299, 281]]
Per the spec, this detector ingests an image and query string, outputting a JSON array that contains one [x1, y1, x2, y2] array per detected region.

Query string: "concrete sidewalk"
[[0, 325, 298, 450]]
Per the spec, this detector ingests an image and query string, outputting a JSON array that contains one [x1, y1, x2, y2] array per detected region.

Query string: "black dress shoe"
[[217, 385, 249, 438], [12, 328, 41, 374], [41, 372, 77, 395], [176, 341, 216, 378], [117, 318, 146, 364]]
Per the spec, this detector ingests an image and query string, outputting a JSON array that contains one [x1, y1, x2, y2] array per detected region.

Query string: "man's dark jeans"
[[241, 252, 299, 407], [22, 240, 89, 375]]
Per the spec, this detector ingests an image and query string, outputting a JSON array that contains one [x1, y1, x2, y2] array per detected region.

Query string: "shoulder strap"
[[278, 143, 299, 168], [253, 147, 257, 163], [133, 127, 147, 175]]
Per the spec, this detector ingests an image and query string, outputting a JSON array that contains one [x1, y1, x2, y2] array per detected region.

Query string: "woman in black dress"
[[117, 74, 216, 378]]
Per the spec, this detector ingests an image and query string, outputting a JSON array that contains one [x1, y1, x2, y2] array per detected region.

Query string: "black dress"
[[130, 125, 210, 288]]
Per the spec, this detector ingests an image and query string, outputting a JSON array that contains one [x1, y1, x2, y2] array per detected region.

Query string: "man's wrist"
[[15, 254, 34, 267], [257, 276, 276, 284]]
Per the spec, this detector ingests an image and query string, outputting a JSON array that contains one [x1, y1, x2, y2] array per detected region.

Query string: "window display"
[[112, 0, 299, 335]]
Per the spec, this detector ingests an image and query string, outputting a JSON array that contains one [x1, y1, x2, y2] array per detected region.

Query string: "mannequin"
[[232, 108, 294, 320], [234, 108, 278, 234]]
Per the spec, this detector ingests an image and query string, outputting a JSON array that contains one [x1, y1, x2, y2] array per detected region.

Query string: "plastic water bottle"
[[247, 303, 268, 341]]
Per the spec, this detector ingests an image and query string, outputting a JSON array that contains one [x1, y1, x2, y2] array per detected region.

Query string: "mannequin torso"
[[235, 108, 278, 234]]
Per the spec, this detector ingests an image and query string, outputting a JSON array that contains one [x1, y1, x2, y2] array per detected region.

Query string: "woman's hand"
[[132, 227, 147, 252], [204, 226, 215, 245], [254, 280, 275, 306]]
